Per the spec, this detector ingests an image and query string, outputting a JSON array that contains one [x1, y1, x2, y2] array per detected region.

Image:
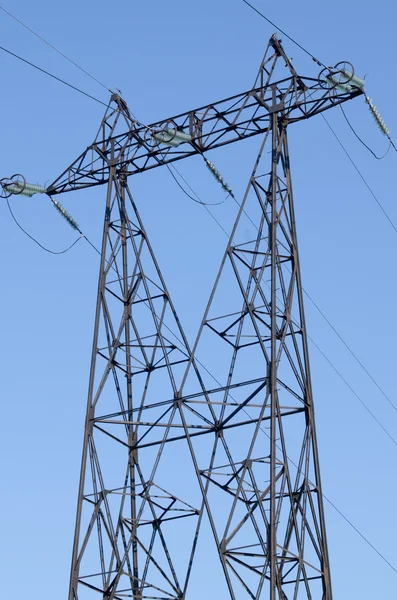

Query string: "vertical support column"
[[69, 167, 115, 600], [119, 173, 140, 597], [269, 90, 279, 600], [177, 105, 333, 598], [68, 168, 211, 600], [283, 132, 332, 598]]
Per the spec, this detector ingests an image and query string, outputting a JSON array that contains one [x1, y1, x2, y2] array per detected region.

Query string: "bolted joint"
[[118, 171, 128, 187], [214, 421, 224, 437], [173, 391, 182, 409]]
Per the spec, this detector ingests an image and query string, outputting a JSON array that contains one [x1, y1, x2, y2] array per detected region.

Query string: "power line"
[[5, 0, 396, 570], [77, 225, 397, 576], [0, 4, 111, 93], [0, 44, 109, 107], [250, 389, 397, 576], [166, 162, 225, 207], [4, 0, 395, 579], [7, 68, 390, 462], [158, 156, 231, 236], [230, 6, 397, 567], [6, 197, 82, 255], [138, 248, 397, 576], [167, 165, 231, 236], [163, 159, 397, 447], [241, 0, 326, 68], [302, 284, 397, 413], [166, 307, 397, 577], [321, 113, 397, 235], [322, 493, 397, 575], [242, 1, 397, 156], [165, 138, 397, 422], [6, 6, 394, 412], [307, 332, 397, 447], [158, 138, 397, 422], [197, 154, 397, 417], [340, 105, 391, 160], [40, 189, 393, 578]]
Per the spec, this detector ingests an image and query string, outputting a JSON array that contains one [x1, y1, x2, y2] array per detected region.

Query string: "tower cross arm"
[[47, 38, 364, 196]]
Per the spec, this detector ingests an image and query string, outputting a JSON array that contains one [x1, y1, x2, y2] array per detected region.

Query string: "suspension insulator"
[[365, 96, 390, 136], [50, 197, 80, 231], [204, 157, 234, 198]]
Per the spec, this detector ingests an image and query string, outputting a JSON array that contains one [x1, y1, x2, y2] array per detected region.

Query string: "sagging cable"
[[5, 197, 82, 255], [340, 105, 391, 160]]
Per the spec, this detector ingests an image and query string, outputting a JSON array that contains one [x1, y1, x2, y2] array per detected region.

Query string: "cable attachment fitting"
[[0, 174, 26, 198], [0, 175, 48, 198], [203, 157, 235, 198], [319, 61, 365, 95], [49, 197, 80, 231], [150, 120, 192, 148], [118, 170, 128, 187], [365, 96, 390, 137], [311, 56, 323, 68]]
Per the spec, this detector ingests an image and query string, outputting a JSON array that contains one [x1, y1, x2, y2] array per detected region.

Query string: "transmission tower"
[[39, 34, 363, 600]]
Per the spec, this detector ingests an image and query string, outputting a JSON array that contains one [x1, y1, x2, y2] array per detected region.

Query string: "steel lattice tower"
[[44, 35, 364, 600]]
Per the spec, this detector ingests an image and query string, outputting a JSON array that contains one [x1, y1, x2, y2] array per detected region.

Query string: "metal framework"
[[41, 35, 363, 599]]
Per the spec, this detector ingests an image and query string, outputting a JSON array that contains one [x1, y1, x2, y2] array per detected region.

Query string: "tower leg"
[[69, 170, 211, 600], [178, 103, 332, 599]]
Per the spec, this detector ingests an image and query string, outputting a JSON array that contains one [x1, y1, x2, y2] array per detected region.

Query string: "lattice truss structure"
[[45, 36, 363, 600]]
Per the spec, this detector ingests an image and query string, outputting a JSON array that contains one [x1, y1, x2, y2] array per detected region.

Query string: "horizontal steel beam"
[[47, 77, 362, 195]]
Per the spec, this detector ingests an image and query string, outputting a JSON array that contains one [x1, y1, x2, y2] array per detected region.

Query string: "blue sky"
[[1, 0, 397, 597]]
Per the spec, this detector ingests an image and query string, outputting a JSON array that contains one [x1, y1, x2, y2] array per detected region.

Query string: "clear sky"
[[1, 0, 397, 598]]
